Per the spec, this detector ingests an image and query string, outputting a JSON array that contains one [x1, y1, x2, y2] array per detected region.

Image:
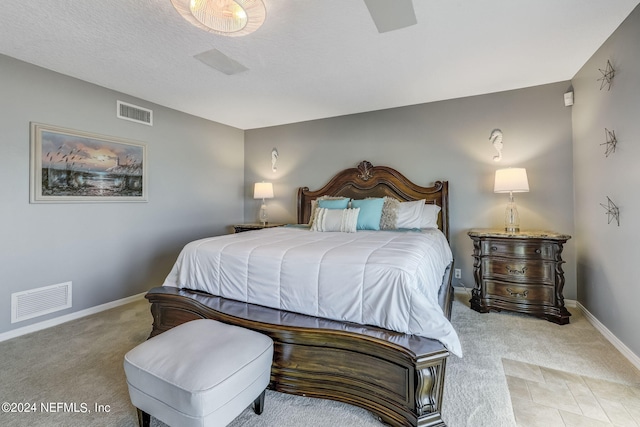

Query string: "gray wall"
[[572, 5, 640, 356], [0, 55, 244, 335], [244, 82, 576, 298]]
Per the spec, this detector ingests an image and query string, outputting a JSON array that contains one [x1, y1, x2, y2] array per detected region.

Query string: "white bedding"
[[163, 226, 462, 357]]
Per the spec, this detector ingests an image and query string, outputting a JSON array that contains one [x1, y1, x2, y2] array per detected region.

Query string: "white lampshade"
[[253, 182, 274, 199], [494, 168, 529, 193]]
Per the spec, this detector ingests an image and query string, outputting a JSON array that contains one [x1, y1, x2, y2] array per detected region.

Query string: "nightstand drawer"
[[485, 281, 554, 305], [482, 241, 554, 260], [481, 258, 555, 284]]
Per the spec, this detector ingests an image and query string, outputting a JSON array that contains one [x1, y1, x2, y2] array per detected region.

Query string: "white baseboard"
[[0, 292, 146, 343], [576, 301, 640, 372]]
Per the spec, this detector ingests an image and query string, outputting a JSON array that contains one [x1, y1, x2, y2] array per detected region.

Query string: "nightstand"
[[233, 223, 284, 233], [468, 229, 571, 325]]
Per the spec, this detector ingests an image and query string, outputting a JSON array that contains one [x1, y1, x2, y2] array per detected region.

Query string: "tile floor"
[[503, 358, 640, 427]]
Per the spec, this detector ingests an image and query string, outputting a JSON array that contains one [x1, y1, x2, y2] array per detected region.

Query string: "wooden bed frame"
[[145, 161, 453, 427]]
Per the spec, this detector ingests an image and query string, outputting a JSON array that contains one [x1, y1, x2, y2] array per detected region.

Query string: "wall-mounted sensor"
[[564, 91, 574, 107]]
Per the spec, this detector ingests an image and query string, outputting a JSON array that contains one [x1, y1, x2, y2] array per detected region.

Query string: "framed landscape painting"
[[30, 122, 148, 203]]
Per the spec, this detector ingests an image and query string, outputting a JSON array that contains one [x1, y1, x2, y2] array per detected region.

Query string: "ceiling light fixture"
[[171, 0, 266, 36]]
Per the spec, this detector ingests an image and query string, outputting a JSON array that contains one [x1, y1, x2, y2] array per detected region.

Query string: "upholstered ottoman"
[[124, 319, 273, 427]]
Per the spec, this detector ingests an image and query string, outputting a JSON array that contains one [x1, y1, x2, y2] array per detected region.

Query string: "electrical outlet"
[[454, 268, 462, 279]]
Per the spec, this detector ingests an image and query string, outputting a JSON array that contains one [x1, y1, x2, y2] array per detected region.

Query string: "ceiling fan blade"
[[363, 0, 417, 33]]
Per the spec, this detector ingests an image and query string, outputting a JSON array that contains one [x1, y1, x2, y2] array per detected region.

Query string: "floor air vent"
[[11, 282, 72, 323], [117, 100, 153, 126]]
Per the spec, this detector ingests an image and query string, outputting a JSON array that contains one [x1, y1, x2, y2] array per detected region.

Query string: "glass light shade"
[[171, 0, 266, 36], [494, 168, 529, 233]]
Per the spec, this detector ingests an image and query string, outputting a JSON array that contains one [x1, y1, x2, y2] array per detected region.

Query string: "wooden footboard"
[[145, 264, 453, 427]]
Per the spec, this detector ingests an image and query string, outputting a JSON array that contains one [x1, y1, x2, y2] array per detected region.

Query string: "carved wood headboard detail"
[[297, 160, 449, 240]]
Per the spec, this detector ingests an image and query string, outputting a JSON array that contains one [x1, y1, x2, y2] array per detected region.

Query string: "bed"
[[145, 161, 457, 427]]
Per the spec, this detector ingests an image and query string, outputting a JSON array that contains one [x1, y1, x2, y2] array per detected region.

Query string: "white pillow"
[[310, 208, 359, 233], [308, 196, 350, 226], [420, 204, 441, 229], [396, 200, 425, 229]]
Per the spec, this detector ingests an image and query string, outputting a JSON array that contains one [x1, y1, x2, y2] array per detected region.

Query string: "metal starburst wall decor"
[[597, 60, 615, 91], [600, 128, 617, 157], [600, 196, 620, 226]]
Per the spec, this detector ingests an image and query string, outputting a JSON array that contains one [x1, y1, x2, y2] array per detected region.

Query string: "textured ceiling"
[[1, 1, 638, 130]]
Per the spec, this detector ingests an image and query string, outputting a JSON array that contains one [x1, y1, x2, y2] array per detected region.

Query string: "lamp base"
[[259, 202, 268, 225], [504, 198, 520, 234]]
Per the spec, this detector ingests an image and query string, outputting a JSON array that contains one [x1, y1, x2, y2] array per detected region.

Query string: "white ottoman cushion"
[[124, 319, 273, 427]]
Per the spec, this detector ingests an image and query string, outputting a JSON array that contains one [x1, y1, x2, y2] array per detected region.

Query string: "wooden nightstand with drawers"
[[468, 229, 571, 325]]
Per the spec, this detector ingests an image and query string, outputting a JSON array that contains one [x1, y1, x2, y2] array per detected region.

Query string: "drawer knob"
[[506, 288, 529, 298], [535, 249, 541, 254], [491, 246, 498, 251], [506, 265, 527, 276]]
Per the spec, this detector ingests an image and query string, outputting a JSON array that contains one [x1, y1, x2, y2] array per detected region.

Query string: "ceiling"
[[1, 1, 638, 130]]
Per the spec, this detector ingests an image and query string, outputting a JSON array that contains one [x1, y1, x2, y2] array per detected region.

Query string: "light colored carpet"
[[0, 288, 638, 427]]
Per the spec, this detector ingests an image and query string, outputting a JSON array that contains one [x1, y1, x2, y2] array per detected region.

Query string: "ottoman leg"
[[253, 389, 266, 415], [136, 408, 151, 427]]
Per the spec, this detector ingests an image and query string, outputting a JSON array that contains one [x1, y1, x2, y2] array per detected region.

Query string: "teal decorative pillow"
[[350, 198, 385, 230], [318, 198, 350, 209]]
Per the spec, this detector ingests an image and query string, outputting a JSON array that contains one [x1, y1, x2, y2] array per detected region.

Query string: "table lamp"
[[494, 168, 529, 233], [253, 182, 274, 225]]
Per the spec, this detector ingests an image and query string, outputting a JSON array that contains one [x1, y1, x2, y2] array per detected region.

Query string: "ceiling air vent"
[[117, 100, 153, 126]]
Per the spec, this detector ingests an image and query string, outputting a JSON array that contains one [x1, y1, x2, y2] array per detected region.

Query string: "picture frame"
[[30, 122, 148, 203]]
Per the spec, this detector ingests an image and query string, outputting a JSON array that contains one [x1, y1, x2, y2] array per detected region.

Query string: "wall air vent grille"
[[117, 100, 153, 126], [11, 282, 72, 323]]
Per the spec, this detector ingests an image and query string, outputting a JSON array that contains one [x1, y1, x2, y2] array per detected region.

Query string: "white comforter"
[[163, 226, 462, 357]]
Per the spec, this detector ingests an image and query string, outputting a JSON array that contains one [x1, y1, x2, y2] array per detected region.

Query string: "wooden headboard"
[[297, 160, 449, 240]]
